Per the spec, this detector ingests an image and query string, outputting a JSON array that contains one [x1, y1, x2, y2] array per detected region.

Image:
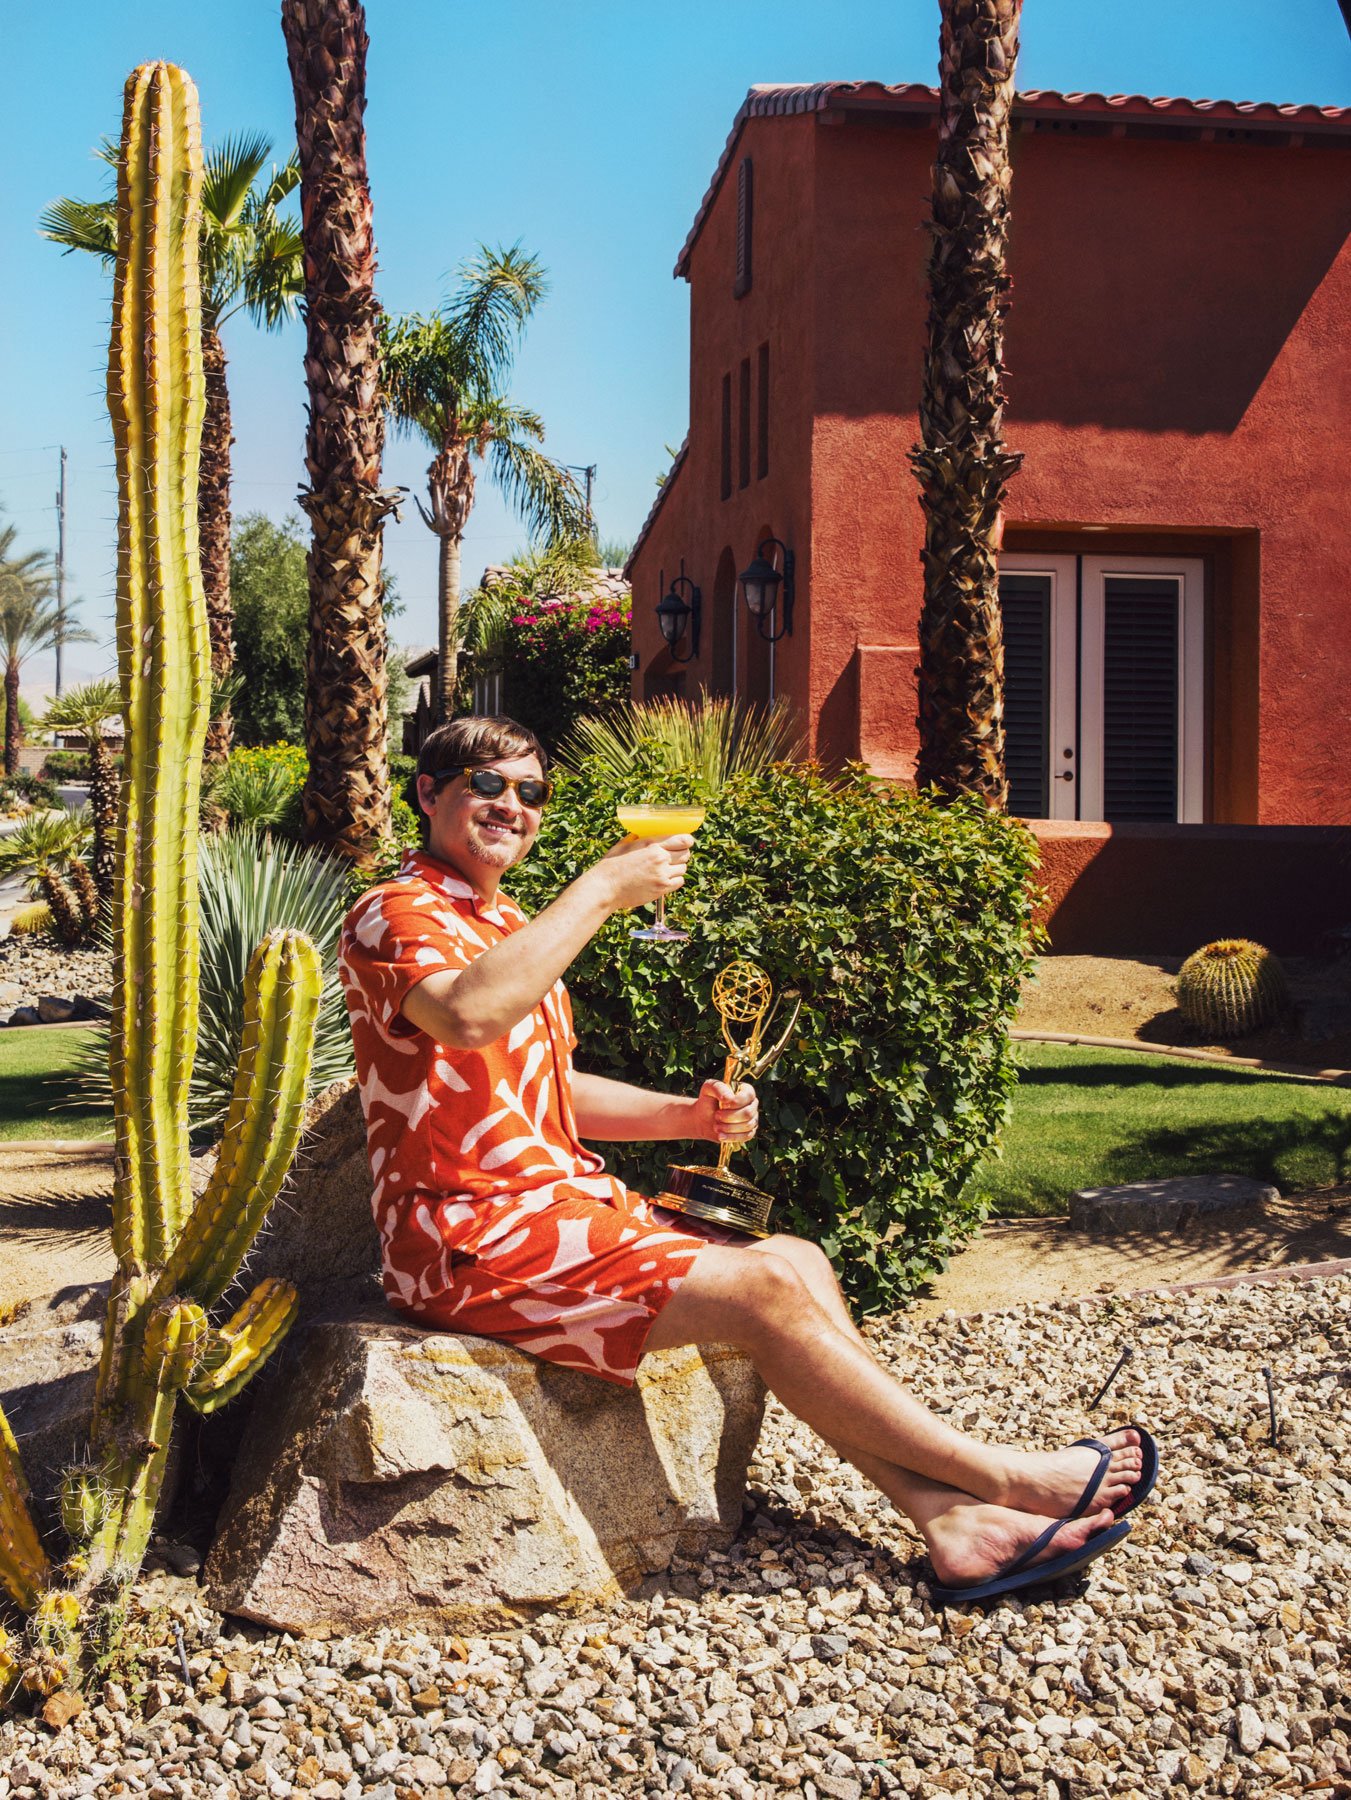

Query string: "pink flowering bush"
[[471, 587, 632, 750]]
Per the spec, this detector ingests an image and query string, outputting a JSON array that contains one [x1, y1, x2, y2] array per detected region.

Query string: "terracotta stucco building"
[[627, 84, 1351, 949]]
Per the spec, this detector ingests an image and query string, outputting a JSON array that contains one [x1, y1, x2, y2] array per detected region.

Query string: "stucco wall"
[[1032, 821, 1351, 954], [633, 106, 1351, 823]]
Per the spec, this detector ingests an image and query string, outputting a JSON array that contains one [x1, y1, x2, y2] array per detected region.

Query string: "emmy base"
[[658, 1163, 775, 1240]]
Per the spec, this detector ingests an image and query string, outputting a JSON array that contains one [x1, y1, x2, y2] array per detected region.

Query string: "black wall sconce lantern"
[[655, 562, 702, 662], [738, 536, 794, 641]]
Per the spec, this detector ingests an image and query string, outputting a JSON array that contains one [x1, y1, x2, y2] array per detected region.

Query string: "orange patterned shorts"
[[381, 1178, 744, 1385]]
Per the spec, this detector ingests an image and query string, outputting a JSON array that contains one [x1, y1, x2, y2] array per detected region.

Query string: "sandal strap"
[[1002, 1516, 1070, 1580], [1068, 1438, 1113, 1520]]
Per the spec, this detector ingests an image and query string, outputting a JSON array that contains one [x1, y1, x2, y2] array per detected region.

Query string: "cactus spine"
[[0, 63, 321, 1686], [1175, 939, 1289, 1040]]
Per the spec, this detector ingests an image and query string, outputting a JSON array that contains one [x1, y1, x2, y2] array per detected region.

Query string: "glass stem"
[[653, 895, 668, 931]]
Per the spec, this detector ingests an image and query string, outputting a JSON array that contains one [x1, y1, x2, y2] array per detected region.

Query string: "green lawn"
[[0, 1025, 112, 1141], [970, 1043, 1351, 1218]]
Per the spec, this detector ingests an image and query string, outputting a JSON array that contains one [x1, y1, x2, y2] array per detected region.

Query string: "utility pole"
[[54, 446, 67, 697]]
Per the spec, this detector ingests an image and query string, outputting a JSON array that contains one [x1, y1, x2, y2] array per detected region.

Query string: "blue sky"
[[3, 0, 1348, 695]]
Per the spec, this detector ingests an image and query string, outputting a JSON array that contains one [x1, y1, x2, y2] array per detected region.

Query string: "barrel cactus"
[[1175, 938, 1289, 1040], [0, 63, 321, 1691]]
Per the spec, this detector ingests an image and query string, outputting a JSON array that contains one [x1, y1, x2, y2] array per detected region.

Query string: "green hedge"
[[215, 743, 420, 855], [505, 757, 1041, 1311]]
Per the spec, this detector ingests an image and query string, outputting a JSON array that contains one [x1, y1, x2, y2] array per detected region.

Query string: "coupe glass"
[[616, 803, 707, 942]]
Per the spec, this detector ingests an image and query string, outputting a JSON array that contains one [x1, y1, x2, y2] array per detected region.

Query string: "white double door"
[[998, 553, 1205, 823]]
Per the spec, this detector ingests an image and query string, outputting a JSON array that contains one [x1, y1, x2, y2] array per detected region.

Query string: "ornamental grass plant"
[[506, 741, 1040, 1311]]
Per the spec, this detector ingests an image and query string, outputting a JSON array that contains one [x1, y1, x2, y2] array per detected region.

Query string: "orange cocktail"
[[616, 804, 706, 941]]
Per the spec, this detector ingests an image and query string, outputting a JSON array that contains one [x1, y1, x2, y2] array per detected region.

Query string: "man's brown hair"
[[414, 716, 549, 840], [415, 715, 549, 785]]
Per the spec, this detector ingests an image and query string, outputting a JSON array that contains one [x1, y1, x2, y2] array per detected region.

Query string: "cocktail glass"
[[616, 803, 707, 942]]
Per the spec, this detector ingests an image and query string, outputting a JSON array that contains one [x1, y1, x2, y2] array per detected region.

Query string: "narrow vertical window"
[[738, 357, 751, 490], [720, 374, 733, 501], [734, 156, 753, 299], [756, 342, 770, 479]]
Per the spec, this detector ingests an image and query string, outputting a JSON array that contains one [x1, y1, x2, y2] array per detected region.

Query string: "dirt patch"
[[1018, 952, 1351, 1069], [0, 1141, 115, 1309], [909, 1187, 1351, 1319]]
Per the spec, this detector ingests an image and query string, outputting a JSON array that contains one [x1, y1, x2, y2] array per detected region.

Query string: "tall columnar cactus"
[[1175, 939, 1289, 1041], [0, 63, 321, 1688]]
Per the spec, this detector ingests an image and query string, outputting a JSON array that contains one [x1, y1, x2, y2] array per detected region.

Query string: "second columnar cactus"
[[0, 61, 321, 1690]]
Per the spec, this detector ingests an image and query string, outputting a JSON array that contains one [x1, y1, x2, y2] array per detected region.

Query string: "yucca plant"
[[0, 808, 96, 946], [0, 63, 321, 1695], [560, 695, 806, 799]]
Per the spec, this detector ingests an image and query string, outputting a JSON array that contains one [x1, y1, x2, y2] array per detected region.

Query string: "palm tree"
[[281, 0, 399, 865], [41, 135, 303, 770], [0, 525, 94, 777], [380, 245, 590, 720], [0, 808, 96, 947], [910, 0, 1025, 805], [40, 677, 121, 904]]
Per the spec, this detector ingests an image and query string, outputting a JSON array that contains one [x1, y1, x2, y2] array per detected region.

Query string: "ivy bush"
[[505, 754, 1041, 1311]]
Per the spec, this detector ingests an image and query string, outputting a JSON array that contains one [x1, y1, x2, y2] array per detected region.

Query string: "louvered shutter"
[[999, 574, 1051, 818], [1102, 576, 1179, 822], [734, 157, 753, 298]]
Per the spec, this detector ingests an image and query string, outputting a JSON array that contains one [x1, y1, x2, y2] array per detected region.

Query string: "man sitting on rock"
[[339, 715, 1156, 1603]]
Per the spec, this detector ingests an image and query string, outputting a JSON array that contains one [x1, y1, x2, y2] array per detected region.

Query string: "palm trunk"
[[911, 0, 1024, 805], [87, 737, 118, 906], [282, 0, 397, 866], [200, 322, 234, 777], [4, 662, 19, 778], [422, 442, 475, 723], [438, 532, 463, 720]]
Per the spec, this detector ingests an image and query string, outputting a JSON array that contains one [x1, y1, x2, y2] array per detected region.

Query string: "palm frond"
[[261, 153, 301, 209], [487, 436, 590, 546], [202, 131, 275, 230], [0, 806, 93, 884], [37, 196, 117, 261], [444, 242, 548, 392], [40, 677, 121, 736], [378, 312, 466, 447], [560, 696, 806, 794]]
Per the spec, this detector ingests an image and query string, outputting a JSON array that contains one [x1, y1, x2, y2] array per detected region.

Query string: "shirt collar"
[[401, 848, 513, 924]]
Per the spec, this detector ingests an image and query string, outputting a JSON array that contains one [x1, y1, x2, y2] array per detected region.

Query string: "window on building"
[[756, 342, 770, 480], [720, 374, 732, 501], [738, 357, 752, 490], [734, 157, 753, 299], [472, 667, 503, 715]]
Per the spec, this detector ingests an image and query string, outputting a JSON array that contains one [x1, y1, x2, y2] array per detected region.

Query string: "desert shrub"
[[457, 586, 632, 752], [505, 754, 1041, 1312], [214, 743, 307, 826], [41, 749, 91, 782], [0, 771, 61, 812]]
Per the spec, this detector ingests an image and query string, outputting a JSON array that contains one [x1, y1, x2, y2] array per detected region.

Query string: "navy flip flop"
[[927, 1515, 1132, 1608], [1067, 1426, 1160, 1522]]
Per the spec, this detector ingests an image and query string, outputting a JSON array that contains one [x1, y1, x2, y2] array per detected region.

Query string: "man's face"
[[417, 754, 546, 885]]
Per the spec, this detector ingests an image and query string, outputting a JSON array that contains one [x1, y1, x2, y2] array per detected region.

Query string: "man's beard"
[[463, 815, 526, 870]]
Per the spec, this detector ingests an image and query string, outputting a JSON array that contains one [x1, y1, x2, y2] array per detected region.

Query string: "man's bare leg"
[[644, 1237, 1139, 1580]]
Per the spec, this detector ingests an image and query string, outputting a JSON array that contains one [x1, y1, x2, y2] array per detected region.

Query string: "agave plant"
[[0, 807, 97, 946], [560, 695, 806, 797], [75, 826, 352, 1134]]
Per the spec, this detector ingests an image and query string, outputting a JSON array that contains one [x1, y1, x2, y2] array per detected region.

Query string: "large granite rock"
[[205, 1299, 766, 1635], [0, 1285, 107, 1531], [199, 1078, 383, 1317], [1071, 1173, 1279, 1235]]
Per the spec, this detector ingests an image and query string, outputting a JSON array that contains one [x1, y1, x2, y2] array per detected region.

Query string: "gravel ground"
[[0, 936, 111, 1017], [2, 1275, 1348, 1799]]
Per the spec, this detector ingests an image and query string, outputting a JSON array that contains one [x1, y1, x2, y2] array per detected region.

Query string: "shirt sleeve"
[[339, 882, 487, 1036]]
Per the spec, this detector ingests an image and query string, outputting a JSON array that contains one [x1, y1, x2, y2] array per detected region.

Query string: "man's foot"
[[995, 1427, 1143, 1517], [923, 1493, 1117, 1591]]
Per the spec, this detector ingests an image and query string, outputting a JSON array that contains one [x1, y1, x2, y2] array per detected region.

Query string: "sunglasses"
[[429, 766, 554, 808]]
